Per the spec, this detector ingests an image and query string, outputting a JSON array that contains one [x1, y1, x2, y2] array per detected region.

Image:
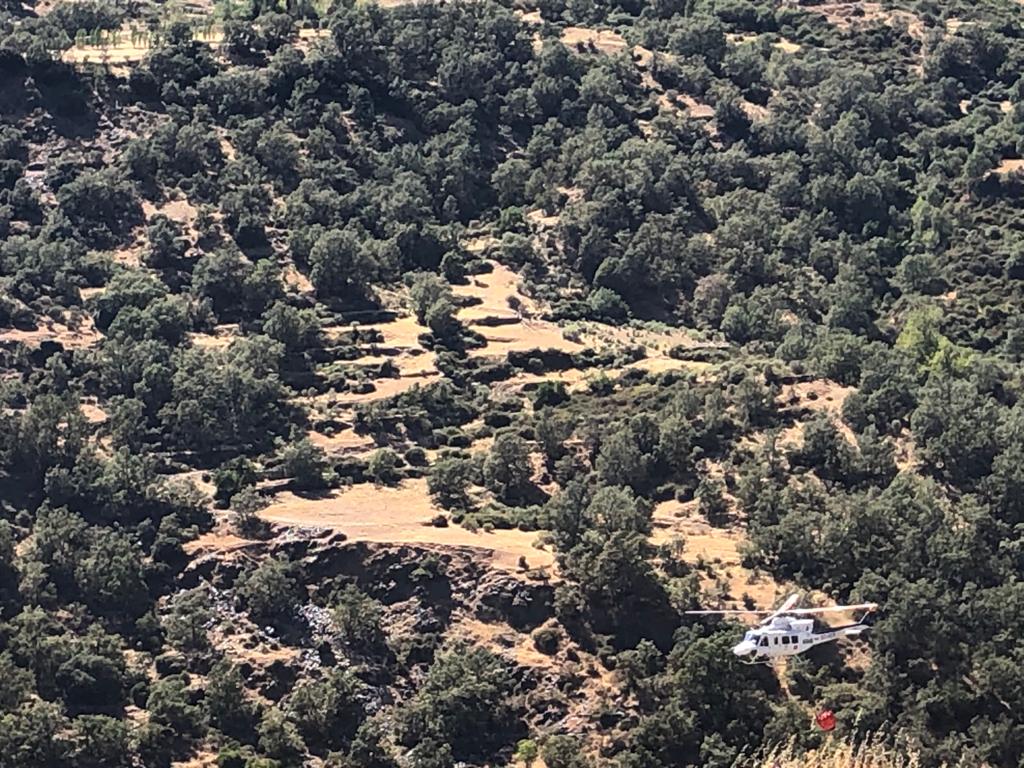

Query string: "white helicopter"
[[686, 593, 878, 664]]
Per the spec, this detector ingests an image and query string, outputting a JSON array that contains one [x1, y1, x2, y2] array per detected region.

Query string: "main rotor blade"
[[684, 609, 776, 615], [786, 603, 878, 615], [756, 592, 802, 625], [774, 593, 801, 615]]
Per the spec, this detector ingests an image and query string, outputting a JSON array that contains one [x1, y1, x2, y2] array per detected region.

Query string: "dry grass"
[[307, 428, 375, 454], [576, 322, 699, 354], [63, 25, 329, 66], [282, 264, 314, 293], [0, 317, 102, 348], [749, 737, 927, 768], [188, 324, 239, 349], [260, 478, 555, 571], [778, 379, 855, 412], [109, 244, 144, 267], [453, 617, 557, 671], [345, 315, 428, 348], [624, 356, 712, 375], [183, 529, 257, 556], [469, 321, 583, 358], [349, 351, 437, 377], [560, 26, 629, 55], [80, 400, 108, 424], [142, 198, 197, 227], [454, 261, 542, 321], [451, 263, 584, 358], [171, 753, 219, 768], [993, 158, 1024, 175], [330, 372, 444, 405], [651, 499, 781, 609]]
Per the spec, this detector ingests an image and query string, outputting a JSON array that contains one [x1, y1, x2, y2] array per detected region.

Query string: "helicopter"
[[685, 593, 878, 664]]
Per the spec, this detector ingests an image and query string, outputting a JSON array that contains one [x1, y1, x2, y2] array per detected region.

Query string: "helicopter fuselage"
[[731, 616, 868, 663]]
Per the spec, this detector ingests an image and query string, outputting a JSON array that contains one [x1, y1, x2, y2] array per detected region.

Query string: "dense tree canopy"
[[0, 0, 1021, 765]]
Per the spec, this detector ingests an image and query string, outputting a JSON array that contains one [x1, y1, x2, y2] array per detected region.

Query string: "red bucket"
[[816, 709, 836, 731]]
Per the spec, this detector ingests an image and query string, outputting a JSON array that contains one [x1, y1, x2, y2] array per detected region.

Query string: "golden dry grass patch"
[[464, 234, 499, 253], [993, 157, 1024, 175], [488, 369, 591, 400], [625, 356, 712, 375], [283, 264, 314, 293], [183, 529, 258, 556], [330, 373, 445, 405], [350, 351, 437, 377], [470, 321, 584, 359], [454, 263, 583, 357], [188, 324, 240, 349], [109, 244, 144, 267], [172, 469, 218, 500], [307, 428, 376, 454], [777, 379, 857, 445], [261, 478, 555, 571], [748, 737, 926, 768], [453, 617, 558, 671], [346, 315, 430, 348], [656, 91, 717, 121], [560, 26, 629, 55], [454, 261, 542, 319], [80, 401, 108, 424], [778, 379, 855, 412], [143, 198, 198, 226], [171, 753, 219, 768]]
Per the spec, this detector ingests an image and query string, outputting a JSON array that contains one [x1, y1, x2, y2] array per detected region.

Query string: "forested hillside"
[[0, 0, 1022, 766]]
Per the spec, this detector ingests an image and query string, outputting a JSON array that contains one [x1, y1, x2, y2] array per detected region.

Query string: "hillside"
[[0, 0, 1022, 766]]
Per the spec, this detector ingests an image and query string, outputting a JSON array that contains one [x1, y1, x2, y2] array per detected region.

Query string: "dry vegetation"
[[260, 479, 557, 572], [747, 737, 930, 768]]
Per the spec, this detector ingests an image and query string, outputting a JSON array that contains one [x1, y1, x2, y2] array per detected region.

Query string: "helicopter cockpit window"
[[759, 637, 768, 647]]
